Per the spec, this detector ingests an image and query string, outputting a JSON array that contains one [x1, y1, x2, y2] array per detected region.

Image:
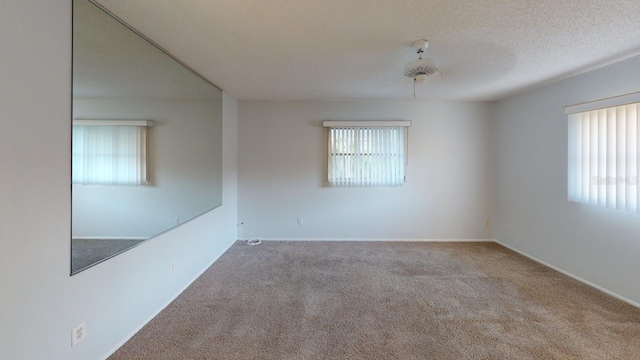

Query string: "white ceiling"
[[95, 0, 640, 101]]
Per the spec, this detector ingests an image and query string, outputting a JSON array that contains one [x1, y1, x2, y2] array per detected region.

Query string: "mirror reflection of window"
[[72, 121, 151, 186]]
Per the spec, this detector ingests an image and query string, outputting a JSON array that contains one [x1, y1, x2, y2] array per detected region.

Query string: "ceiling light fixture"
[[404, 39, 441, 98]]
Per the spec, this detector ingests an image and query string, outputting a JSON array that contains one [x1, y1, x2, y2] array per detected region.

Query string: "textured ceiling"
[[95, 0, 640, 101]]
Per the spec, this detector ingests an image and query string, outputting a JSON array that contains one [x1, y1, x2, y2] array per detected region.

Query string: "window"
[[72, 120, 152, 185], [324, 121, 410, 187], [567, 93, 640, 212]]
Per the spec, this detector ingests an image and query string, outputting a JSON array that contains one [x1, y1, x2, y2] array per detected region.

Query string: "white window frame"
[[323, 121, 410, 187]]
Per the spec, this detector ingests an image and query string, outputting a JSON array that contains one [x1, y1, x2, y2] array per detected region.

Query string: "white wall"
[[72, 98, 223, 238], [0, 2, 238, 359], [238, 101, 495, 240], [494, 55, 640, 306]]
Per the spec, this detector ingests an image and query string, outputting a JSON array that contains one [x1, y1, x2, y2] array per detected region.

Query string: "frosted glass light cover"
[[404, 58, 440, 79]]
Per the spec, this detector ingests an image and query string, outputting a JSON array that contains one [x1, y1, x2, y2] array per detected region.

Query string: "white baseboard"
[[100, 238, 236, 360], [238, 238, 495, 242], [494, 239, 640, 309], [73, 236, 149, 240]]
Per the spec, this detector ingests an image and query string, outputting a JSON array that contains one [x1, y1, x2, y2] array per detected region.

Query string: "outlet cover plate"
[[72, 322, 86, 347]]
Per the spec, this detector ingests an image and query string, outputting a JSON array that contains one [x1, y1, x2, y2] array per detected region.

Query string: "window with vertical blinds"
[[72, 124, 149, 186], [327, 126, 406, 187], [567, 95, 640, 212]]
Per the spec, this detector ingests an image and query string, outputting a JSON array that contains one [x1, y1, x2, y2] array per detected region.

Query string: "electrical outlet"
[[71, 322, 86, 347], [297, 217, 304, 225], [485, 220, 490, 227], [506, 223, 511, 231], [175, 217, 180, 225], [170, 263, 175, 273]]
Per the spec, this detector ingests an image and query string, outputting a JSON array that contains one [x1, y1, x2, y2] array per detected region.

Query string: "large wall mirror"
[[72, 0, 223, 274]]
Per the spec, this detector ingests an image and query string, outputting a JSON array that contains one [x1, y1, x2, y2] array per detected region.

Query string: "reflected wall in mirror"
[[72, 0, 223, 274]]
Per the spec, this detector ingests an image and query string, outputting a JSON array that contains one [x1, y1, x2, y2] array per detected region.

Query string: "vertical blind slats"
[[328, 127, 405, 187], [568, 103, 639, 212]]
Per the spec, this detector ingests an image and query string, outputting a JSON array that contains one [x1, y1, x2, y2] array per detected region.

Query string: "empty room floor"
[[109, 241, 640, 359]]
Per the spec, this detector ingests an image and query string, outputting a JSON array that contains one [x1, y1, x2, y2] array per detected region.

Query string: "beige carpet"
[[109, 241, 640, 360]]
